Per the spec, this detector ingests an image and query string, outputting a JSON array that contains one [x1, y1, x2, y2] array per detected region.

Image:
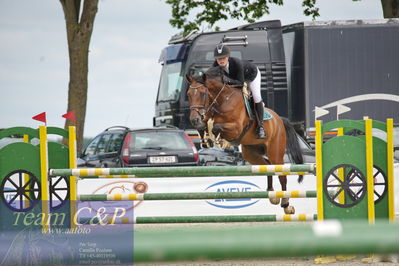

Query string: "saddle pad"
[[243, 94, 273, 121]]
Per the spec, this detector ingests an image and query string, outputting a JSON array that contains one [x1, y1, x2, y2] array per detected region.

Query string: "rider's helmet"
[[214, 43, 230, 58]]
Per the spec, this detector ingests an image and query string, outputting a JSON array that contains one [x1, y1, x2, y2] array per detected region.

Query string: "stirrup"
[[256, 126, 266, 139]]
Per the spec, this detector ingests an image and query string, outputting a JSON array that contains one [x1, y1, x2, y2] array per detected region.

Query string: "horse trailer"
[[154, 19, 399, 144]]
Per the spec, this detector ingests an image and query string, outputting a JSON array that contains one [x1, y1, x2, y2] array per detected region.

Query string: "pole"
[[49, 164, 315, 178], [77, 190, 318, 201]]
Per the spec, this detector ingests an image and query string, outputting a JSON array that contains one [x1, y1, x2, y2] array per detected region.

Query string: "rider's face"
[[216, 56, 229, 67]]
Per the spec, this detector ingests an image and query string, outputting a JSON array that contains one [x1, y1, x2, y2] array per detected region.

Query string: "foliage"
[[166, 0, 319, 34]]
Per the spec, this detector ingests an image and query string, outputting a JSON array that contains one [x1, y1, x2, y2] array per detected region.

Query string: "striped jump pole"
[[80, 175, 137, 178], [79, 214, 317, 224], [49, 164, 315, 178], [77, 190, 317, 201]]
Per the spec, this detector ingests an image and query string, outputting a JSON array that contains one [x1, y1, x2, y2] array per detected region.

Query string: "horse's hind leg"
[[268, 142, 295, 214], [242, 145, 280, 206], [267, 175, 280, 205], [278, 175, 295, 214]]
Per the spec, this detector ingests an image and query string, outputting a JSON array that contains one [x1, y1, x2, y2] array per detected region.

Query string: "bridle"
[[188, 84, 209, 120], [188, 82, 230, 120]]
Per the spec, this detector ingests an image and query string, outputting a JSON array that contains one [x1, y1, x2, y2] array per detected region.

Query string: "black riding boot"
[[255, 102, 267, 139]]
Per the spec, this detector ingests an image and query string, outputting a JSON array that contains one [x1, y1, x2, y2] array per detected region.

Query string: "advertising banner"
[[77, 174, 318, 216]]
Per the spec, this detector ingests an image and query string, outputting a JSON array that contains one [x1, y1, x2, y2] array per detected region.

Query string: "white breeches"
[[248, 68, 262, 103]]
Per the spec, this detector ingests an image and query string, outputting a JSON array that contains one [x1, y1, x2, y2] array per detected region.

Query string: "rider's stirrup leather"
[[255, 102, 267, 139]]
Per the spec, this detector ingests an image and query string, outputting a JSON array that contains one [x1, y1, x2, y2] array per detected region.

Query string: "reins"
[[206, 82, 227, 114]]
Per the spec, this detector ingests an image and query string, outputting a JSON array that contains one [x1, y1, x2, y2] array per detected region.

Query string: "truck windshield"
[[157, 62, 183, 102]]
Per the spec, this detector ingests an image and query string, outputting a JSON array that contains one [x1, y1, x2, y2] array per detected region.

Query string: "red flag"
[[32, 112, 46, 123], [62, 111, 76, 121]]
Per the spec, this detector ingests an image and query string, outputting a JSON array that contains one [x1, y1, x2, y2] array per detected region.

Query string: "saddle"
[[242, 83, 273, 121]]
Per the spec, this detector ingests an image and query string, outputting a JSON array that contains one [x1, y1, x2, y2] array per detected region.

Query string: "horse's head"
[[186, 74, 208, 130], [186, 66, 232, 130]]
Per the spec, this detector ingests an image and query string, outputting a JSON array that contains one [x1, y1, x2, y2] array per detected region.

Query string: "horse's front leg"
[[198, 128, 207, 148], [198, 127, 214, 148]]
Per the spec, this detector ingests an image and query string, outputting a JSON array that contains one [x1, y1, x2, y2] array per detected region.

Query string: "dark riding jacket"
[[213, 57, 258, 85]]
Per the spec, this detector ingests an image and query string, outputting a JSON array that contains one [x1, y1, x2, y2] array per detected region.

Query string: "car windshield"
[[129, 131, 189, 150], [157, 62, 183, 102]]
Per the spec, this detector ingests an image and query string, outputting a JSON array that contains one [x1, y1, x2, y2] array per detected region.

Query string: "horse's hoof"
[[269, 197, 280, 205], [284, 205, 295, 214], [281, 198, 289, 208]]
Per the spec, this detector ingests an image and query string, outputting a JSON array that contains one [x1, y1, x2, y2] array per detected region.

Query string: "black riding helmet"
[[214, 43, 230, 58]]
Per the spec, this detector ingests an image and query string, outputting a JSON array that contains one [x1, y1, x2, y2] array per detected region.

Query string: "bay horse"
[[187, 66, 303, 214]]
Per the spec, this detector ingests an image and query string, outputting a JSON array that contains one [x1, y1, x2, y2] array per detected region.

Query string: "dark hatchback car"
[[78, 126, 199, 168]]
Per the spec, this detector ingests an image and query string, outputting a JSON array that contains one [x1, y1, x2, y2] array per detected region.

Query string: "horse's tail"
[[282, 117, 304, 183]]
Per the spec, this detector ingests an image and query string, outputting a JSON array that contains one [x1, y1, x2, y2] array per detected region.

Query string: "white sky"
[[0, 0, 382, 137]]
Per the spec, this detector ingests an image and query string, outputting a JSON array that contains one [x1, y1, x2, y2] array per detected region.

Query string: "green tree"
[[60, 0, 98, 152], [166, 0, 398, 34]]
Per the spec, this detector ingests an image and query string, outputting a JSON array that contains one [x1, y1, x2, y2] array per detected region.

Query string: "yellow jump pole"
[[365, 119, 375, 224], [337, 128, 345, 205], [315, 120, 324, 221], [386, 119, 395, 222], [39, 125, 50, 233], [23, 134, 30, 209], [68, 126, 78, 229]]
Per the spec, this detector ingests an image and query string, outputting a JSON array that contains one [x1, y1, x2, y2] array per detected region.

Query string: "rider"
[[213, 43, 266, 139]]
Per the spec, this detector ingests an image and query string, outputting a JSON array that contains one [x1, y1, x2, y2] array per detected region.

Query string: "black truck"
[[154, 19, 399, 143]]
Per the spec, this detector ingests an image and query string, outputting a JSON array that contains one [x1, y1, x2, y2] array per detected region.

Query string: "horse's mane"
[[205, 66, 242, 90], [191, 74, 205, 84], [205, 66, 225, 79], [189, 66, 224, 85]]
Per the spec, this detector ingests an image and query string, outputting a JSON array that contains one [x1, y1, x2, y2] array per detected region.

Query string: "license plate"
[[149, 156, 176, 164]]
